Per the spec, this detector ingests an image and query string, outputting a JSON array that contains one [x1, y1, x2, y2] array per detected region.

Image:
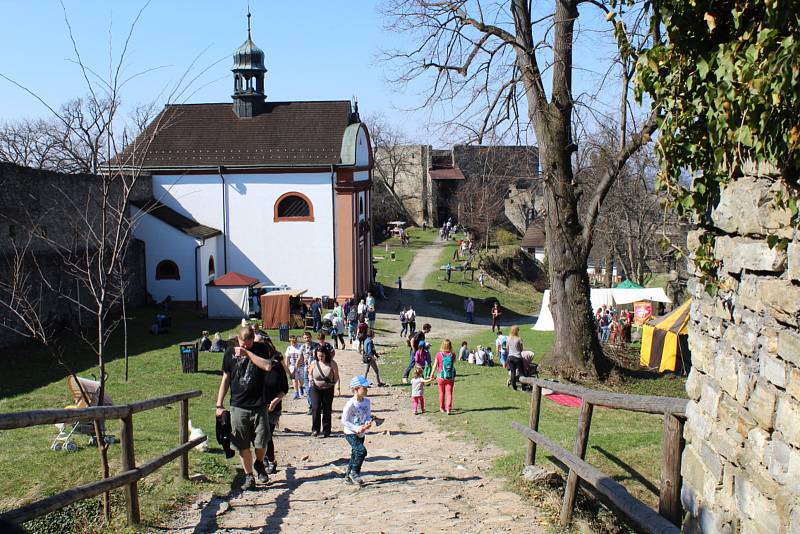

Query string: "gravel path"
[[159, 346, 541, 533], [159, 240, 542, 533]]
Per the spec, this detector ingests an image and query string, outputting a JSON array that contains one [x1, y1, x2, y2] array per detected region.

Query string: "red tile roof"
[[121, 101, 353, 168], [208, 272, 260, 287], [429, 168, 465, 180]]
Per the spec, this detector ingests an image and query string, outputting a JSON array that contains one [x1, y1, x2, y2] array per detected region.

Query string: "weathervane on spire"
[[246, 1, 252, 40]]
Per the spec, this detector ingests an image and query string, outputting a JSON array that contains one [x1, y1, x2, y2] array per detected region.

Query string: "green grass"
[[372, 228, 438, 289], [377, 324, 686, 526], [0, 309, 307, 533], [422, 240, 542, 319]]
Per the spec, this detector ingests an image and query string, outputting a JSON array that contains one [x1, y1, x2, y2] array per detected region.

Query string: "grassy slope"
[[0, 311, 309, 532], [423, 239, 542, 319], [372, 228, 438, 289]]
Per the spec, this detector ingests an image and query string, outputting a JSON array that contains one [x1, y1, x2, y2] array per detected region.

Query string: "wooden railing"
[[0, 390, 206, 527], [514, 377, 687, 534]]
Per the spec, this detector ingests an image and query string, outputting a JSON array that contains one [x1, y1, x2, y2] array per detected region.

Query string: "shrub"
[[494, 228, 518, 246]]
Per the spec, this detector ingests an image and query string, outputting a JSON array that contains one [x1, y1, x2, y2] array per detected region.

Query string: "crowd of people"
[[595, 305, 633, 346], [454, 326, 537, 390], [215, 324, 386, 490]]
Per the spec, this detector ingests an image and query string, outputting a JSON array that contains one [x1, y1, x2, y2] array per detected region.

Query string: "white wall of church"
[[131, 208, 199, 303], [152, 172, 335, 297], [198, 235, 221, 307]]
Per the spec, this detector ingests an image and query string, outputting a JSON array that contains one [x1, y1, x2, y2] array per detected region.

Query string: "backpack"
[[439, 352, 455, 380], [348, 308, 358, 322], [406, 309, 416, 321], [400, 311, 408, 323], [357, 323, 368, 341]]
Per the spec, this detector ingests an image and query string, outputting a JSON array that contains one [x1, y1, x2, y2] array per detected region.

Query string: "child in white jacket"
[[341, 375, 373, 485]]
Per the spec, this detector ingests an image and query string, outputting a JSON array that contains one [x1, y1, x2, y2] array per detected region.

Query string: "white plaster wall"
[[198, 235, 221, 307], [131, 207, 199, 302], [152, 172, 335, 297]]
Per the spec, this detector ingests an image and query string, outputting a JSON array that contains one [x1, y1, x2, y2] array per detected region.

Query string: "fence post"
[[560, 401, 594, 526], [660, 413, 684, 526], [526, 384, 542, 465], [120, 413, 140, 524], [179, 399, 189, 480]]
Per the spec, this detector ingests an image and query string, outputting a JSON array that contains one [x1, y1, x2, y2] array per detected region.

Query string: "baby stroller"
[[51, 375, 116, 452], [518, 351, 539, 392]]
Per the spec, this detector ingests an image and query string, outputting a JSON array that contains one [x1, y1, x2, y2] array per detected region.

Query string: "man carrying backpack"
[[406, 306, 417, 334], [399, 306, 409, 338]]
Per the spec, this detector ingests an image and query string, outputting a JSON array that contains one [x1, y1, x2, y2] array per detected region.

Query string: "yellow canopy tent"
[[640, 299, 692, 374]]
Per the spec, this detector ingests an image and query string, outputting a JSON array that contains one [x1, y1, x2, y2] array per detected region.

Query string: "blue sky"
[[0, 1, 625, 145]]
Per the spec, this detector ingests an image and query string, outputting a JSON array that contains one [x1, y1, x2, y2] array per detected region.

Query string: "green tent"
[[615, 279, 644, 289]]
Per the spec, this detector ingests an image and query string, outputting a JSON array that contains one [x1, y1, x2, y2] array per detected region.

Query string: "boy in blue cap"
[[341, 375, 373, 485]]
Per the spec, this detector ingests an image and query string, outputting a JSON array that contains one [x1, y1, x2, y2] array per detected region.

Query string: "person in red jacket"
[[491, 302, 502, 332]]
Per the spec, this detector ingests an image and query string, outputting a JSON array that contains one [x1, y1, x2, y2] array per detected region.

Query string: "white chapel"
[[125, 16, 374, 308]]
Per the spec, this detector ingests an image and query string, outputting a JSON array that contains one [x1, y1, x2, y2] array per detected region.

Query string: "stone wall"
[[682, 162, 800, 532], [374, 144, 432, 227], [0, 163, 149, 348]]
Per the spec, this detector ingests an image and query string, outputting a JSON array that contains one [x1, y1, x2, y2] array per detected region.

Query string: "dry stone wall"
[[682, 163, 800, 532]]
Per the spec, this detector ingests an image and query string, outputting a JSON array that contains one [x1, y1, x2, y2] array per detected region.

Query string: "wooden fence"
[[0, 390, 205, 527], [514, 377, 687, 534]]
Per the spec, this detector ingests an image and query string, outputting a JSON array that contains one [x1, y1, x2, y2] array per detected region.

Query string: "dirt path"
[[380, 240, 531, 342], [160, 240, 543, 533], [160, 345, 542, 533]]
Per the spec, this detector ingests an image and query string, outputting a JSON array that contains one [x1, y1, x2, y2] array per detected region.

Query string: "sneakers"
[[240, 473, 256, 491], [293, 392, 300, 400], [349, 473, 365, 486], [306, 407, 312, 415], [253, 460, 269, 484], [311, 430, 319, 437], [343, 472, 354, 485], [377, 382, 388, 387], [402, 377, 408, 384], [267, 461, 277, 474]]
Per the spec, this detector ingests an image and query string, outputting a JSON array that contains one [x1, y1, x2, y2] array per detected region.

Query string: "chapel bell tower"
[[232, 12, 266, 118]]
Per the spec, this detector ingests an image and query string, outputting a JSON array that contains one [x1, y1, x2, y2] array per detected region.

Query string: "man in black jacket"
[[215, 326, 275, 490]]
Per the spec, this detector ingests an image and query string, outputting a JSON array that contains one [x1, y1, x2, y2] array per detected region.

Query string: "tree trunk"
[[540, 130, 611, 378], [95, 305, 111, 522]]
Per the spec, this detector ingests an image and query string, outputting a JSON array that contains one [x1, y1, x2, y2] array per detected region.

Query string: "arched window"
[[208, 256, 215, 278], [274, 192, 314, 222], [155, 260, 180, 280]]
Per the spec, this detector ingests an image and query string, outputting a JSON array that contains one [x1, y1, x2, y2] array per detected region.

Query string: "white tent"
[[207, 272, 259, 319], [533, 288, 671, 331]]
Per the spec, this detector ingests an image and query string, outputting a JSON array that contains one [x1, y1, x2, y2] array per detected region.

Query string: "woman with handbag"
[[308, 344, 340, 438]]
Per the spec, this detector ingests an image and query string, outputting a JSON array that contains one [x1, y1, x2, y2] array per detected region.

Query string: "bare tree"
[[454, 145, 532, 248], [381, 0, 661, 376], [0, 118, 63, 169], [0, 1, 180, 521], [370, 114, 423, 225]]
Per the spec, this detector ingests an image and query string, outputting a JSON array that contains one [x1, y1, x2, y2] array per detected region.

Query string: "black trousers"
[[266, 420, 277, 463], [310, 385, 334, 435], [507, 356, 523, 390]]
